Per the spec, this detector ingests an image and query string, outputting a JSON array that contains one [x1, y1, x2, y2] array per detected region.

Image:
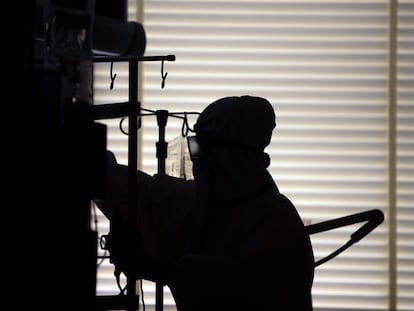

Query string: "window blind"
[[396, 1, 414, 310], [92, 0, 414, 310]]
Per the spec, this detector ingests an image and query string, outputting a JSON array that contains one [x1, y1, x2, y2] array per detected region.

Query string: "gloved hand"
[[105, 223, 143, 266], [104, 209, 143, 266], [115, 251, 174, 285], [104, 211, 173, 285]]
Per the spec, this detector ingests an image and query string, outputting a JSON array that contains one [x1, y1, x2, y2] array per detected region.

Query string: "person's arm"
[[94, 150, 196, 259], [94, 151, 152, 224], [116, 251, 241, 291]]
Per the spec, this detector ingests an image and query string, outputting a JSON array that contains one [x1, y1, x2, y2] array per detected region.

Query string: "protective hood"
[[193, 95, 276, 202], [195, 95, 276, 151]]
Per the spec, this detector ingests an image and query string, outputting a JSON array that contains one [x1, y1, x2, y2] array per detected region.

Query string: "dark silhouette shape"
[[95, 95, 314, 310]]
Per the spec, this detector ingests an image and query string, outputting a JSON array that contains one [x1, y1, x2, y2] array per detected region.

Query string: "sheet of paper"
[[166, 136, 194, 180]]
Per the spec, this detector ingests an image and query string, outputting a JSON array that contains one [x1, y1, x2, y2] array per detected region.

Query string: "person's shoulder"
[[153, 173, 195, 184], [150, 174, 196, 195], [271, 190, 296, 208]]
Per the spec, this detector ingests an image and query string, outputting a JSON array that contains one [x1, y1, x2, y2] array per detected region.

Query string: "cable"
[[119, 117, 129, 135], [140, 279, 146, 311], [314, 240, 354, 267], [307, 209, 384, 267]]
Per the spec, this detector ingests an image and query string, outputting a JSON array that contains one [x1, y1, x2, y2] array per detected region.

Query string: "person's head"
[[188, 95, 277, 200], [188, 95, 276, 162]]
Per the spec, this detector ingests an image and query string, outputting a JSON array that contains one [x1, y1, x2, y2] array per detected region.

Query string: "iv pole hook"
[[161, 60, 168, 88]]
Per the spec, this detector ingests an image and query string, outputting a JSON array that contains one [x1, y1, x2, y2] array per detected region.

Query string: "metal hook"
[[110, 62, 117, 90], [161, 60, 168, 88]]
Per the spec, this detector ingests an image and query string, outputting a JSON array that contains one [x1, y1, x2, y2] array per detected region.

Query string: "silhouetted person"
[[95, 95, 314, 310]]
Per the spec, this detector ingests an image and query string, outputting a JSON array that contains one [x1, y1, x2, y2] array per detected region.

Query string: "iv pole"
[[154, 109, 169, 311], [149, 108, 199, 311], [92, 54, 176, 311]]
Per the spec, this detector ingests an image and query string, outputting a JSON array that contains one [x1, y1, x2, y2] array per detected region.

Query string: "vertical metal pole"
[[155, 109, 168, 311], [128, 59, 139, 311], [387, 0, 398, 310], [156, 110, 168, 175]]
